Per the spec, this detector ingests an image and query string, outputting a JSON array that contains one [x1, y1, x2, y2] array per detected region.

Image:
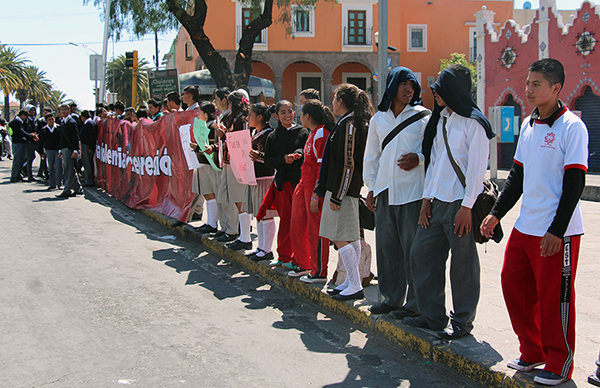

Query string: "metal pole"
[[99, 0, 111, 103], [377, 0, 388, 104]]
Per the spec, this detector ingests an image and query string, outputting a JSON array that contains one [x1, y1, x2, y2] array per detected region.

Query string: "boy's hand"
[[418, 199, 432, 228], [540, 232, 562, 257], [480, 215, 499, 238], [454, 206, 471, 237]]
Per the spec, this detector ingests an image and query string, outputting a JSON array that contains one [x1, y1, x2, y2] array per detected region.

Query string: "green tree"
[[86, 0, 331, 90], [0, 44, 29, 119], [106, 54, 149, 107], [47, 90, 74, 112], [16, 66, 53, 110], [439, 53, 477, 98]]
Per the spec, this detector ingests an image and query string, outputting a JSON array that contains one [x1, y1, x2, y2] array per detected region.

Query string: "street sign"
[[89, 54, 103, 81], [148, 69, 180, 101], [500, 106, 515, 143]]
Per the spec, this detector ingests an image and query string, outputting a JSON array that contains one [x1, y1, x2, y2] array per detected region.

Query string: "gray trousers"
[[81, 144, 95, 185], [215, 169, 239, 234], [375, 190, 420, 310], [60, 148, 82, 194], [410, 199, 480, 332], [26, 143, 36, 178], [11, 143, 26, 180], [45, 149, 62, 188]]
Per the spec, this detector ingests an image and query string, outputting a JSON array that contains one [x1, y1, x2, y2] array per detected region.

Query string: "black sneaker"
[[210, 230, 226, 238], [389, 307, 420, 320], [299, 274, 327, 283], [534, 370, 567, 386], [250, 251, 274, 262]]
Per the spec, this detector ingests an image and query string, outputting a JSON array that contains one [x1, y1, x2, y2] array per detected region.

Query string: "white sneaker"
[[300, 274, 327, 283], [507, 358, 545, 372]]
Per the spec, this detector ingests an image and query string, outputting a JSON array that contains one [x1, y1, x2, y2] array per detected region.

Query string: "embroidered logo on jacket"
[[542, 132, 556, 149]]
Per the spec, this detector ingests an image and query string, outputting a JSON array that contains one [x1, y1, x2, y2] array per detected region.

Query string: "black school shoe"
[[225, 239, 252, 251], [215, 233, 239, 242], [332, 290, 364, 301], [369, 302, 400, 315], [196, 224, 218, 234], [389, 307, 420, 320]]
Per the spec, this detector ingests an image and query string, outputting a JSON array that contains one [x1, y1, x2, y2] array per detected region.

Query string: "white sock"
[[350, 240, 361, 265], [206, 199, 218, 228], [239, 212, 252, 243], [262, 219, 276, 253], [338, 243, 363, 296], [256, 221, 265, 252]]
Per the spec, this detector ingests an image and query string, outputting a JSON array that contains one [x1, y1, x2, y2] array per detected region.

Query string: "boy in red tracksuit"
[[481, 58, 588, 386], [288, 100, 335, 281]]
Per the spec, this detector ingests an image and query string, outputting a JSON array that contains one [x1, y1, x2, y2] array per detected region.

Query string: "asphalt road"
[[0, 161, 485, 388]]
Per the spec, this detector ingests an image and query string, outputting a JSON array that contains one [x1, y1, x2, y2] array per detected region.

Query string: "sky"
[[0, 0, 592, 112]]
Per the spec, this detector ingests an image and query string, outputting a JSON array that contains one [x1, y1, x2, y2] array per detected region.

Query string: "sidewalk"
[[140, 171, 600, 388]]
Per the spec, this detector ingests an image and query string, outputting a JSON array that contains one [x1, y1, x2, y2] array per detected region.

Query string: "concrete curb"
[[140, 209, 536, 388]]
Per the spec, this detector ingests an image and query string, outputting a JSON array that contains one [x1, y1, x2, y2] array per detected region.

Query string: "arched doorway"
[[575, 86, 600, 171]]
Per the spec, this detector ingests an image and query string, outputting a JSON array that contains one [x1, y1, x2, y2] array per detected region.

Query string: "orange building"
[[170, 0, 513, 108]]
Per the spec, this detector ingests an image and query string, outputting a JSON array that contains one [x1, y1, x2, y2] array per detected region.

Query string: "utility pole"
[[99, 0, 111, 103], [377, 0, 388, 104], [126, 51, 139, 107]]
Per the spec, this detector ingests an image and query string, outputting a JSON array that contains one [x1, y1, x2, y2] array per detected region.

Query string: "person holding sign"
[[190, 102, 220, 234], [216, 90, 252, 251], [244, 103, 277, 262]]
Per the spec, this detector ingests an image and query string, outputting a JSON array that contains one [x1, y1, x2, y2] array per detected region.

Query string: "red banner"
[[95, 111, 197, 222]]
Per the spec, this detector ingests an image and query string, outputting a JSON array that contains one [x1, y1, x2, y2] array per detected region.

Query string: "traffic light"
[[125, 51, 138, 68]]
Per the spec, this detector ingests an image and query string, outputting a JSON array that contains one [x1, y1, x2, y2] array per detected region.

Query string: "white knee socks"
[[206, 199, 218, 228], [338, 242, 363, 296], [239, 212, 252, 243], [262, 219, 276, 254]]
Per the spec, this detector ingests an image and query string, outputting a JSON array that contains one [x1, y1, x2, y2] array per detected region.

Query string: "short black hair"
[[162, 98, 168, 108], [18, 109, 29, 117], [43, 108, 52, 113], [114, 101, 125, 112], [529, 58, 565, 89], [166, 91, 181, 106], [108, 103, 115, 111], [300, 88, 320, 101], [183, 85, 199, 102], [148, 99, 160, 109], [136, 107, 148, 118], [214, 87, 231, 100], [81, 110, 91, 119], [45, 113, 54, 120], [125, 107, 135, 114]]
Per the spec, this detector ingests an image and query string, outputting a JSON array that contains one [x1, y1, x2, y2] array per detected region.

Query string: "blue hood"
[[377, 67, 422, 111]]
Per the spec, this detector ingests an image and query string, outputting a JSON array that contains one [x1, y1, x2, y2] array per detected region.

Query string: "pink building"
[[477, 0, 600, 169]]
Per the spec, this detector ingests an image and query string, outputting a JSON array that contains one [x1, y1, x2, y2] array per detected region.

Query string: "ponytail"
[[334, 83, 374, 130]]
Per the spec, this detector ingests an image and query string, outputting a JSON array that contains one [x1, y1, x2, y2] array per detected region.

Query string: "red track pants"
[[501, 228, 580, 378], [290, 180, 330, 276]]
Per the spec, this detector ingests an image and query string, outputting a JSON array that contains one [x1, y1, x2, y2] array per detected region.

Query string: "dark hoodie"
[[422, 65, 495, 169], [378, 66, 422, 111]]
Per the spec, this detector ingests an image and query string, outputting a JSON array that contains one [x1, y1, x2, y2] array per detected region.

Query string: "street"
[[0, 161, 485, 388]]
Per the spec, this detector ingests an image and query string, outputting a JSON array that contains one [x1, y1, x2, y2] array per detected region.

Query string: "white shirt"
[[422, 108, 489, 209], [514, 109, 588, 237], [187, 102, 199, 111], [363, 104, 430, 205]]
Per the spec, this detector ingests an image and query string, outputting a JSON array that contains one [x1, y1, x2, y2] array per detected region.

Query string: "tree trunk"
[[233, 0, 274, 90], [165, 0, 232, 89], [4, 93, 10, 120]]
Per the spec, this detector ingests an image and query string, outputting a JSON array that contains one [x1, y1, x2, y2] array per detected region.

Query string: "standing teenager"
[[316, 84, 374, 301], [262, 101, 309, 266], [244, 103, 277, 261], [288, 100, 335, 281], [481, 58, 588, 386], [191, 102, 220, 234]]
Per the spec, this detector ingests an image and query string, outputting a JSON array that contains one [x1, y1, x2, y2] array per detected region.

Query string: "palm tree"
[[105, 54, 149, 107], [16, 66, 53, 111], [47, 89, 74, 112], [0, 44, 29, 119]]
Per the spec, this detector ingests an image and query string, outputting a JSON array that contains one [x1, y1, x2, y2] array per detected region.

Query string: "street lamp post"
[[70, 42, 100, 105]]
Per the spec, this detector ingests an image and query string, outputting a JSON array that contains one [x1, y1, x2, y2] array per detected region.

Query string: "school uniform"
[[39, 123, 63, 188], [491, 102, 587, 380], [79, 117, 98, 186], [263, 122, 309, 262], [242, 126, 276, 217], [290, 124, 330, 275]]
